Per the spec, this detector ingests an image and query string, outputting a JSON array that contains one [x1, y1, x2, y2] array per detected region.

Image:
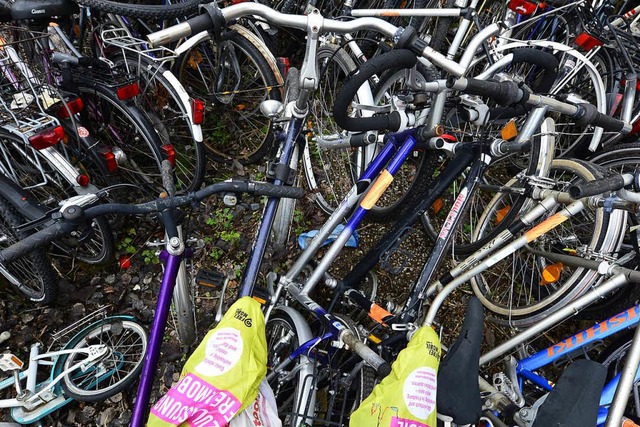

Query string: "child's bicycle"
[[0, 306, 147, 425]]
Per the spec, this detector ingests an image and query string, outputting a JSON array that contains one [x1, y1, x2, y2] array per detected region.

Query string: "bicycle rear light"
[[57, 97, 84, 119], [507, 0, 537, 15], [575, 32, 604, 51], [98, 147, 118, 173], [116, 82, 140, 100], [28, 126, 64, 150], [191, 98, 205, 125], [162, 144, 176, 167], [76, 173, 90, 187]]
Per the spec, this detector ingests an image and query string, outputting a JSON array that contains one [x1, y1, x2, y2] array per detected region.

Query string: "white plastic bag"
[[230, 379, 282, 427]]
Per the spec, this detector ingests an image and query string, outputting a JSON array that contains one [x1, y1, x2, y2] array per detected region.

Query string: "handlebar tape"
[[568, 174, 627, 198], [574, 103, 628, 133], [161, 160, 175, 197], [510, 49, 559, 94], [0, 220, 76, 265], [251, 183, 305, 198], [333, 49, 418, 132], [449, 78, 523, 106]]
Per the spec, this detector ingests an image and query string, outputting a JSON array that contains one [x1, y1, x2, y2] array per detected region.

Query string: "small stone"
[[90, 276, 102, 287], [108, 393, 123, 403], [92, 292, 104, 300], [133, 284, 141, 291], [20, 313, 34, 323], [98, 407, 117, 426], [143, 273, 154, 285], [131, 275, 140, 285], [250, 203, 261, 211], [121, 273, 132, 286], [105, 274, 116, 285], [70, 303, 85, 319]]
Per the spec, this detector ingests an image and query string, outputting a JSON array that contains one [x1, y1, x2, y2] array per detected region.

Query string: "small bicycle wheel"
[[174, 26, 283, 165], [59, 317, 148, 402], [470, 159, 624, 326], [0, 194, 58, 303]]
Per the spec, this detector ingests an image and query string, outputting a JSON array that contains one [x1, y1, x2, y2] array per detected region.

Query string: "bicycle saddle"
[[11, 0, 77, 21], [531, 359, 606, 427], [437, 297, 483, 425]]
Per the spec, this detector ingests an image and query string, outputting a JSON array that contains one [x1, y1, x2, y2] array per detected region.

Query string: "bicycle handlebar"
[[340, 329, 391, 378], [449, 77, 632, 133], [568, 173, 633, 199], [0, 181, 304, 265]]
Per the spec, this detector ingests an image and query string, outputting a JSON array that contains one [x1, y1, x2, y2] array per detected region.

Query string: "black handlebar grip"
[[333, 49, 417, 132], [451, 78, 523, 106], [574, 103, 628, 133], [510, 49, 559, 94], [187, 12, 216, 36], [0, 221, 76, 265], [252, 183, 305, 199], [568, 174, 627, 199]]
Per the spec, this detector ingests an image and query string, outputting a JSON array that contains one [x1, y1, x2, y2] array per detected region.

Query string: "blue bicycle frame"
[[516, 304, 640, 425]]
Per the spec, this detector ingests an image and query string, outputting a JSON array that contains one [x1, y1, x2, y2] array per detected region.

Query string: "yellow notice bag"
[[147, 297, 267, 427], [350, 326, 441, 427]]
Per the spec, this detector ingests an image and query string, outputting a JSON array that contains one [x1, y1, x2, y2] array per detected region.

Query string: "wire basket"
[[48, 305, 112, 352], [0, 25, 62, 133]]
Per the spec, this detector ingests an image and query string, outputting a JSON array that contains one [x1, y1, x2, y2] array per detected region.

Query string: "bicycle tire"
[[114, 55, 206, 193], [366, 62, 438, 222], [76, 84, 165, 197], [303, 44, 361, 214], [58, 317, 148, 402], [0, 130, 115, 266], [173, 26, 283, 165], [266, 309, 316, 425], [70, 0, 200, 20], [470, 159, 624, 327], [0, 195, 58, 303]]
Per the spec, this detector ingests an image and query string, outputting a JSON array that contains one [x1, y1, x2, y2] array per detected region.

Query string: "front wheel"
[[59, 317, 148, 402]]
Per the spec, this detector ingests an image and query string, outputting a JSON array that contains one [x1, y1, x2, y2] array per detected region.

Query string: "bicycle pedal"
[[0, 354, 23, 371], [251, 287, 270, 305], [195, 269, 226, 289]]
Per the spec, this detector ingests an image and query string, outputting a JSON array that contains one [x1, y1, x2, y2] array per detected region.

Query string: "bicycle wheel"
[[77, 84, 164, 197], [173, 25, 283, 165], [266, 309, 316, 425], [115, 55, 206, 193], [0, 130, 115, 265], [366, 62, 438, 222], [598, 329, 640, 421], [0, 194, 58, 303], [59, 317, 147, 402], [470, 159, 624, 327], [303, 44, 361, 214]]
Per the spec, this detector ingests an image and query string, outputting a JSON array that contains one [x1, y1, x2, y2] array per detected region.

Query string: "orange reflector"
[[431, 197, 444, 214], [494, 205, 511, 225], [252, 295, 266, 305], [623, 417, 640, 427], [501, 120, 518, 141], [540, 262, 564, 286], [368, 334, 382, 344]]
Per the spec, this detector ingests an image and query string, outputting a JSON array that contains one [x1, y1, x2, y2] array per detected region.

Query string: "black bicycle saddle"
[[532, 359, 606, 427], [11, 0, 77, 21], [437, 297, 484, 425]]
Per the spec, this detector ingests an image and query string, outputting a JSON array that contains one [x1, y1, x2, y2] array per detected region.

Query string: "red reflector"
[[116, 82, 140, 100], [28, 126, 64, 150], [76, 174, 90, 187], [57, 97, 84, 119], [277, 57, 290, 79], [507, 0, 537, 15], [231, 0, 248, 4], [441, 133, 457, 142], [191, 98, 205, 125], [119, 255, 131, 269], [162, 144, 176, 167], [575, 32, 604, 51], [98, 147, 118, 173]]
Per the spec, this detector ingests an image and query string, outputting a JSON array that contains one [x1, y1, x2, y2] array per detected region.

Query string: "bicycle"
[[0, 306, 147, 425], [0, 160, 304, 426]]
